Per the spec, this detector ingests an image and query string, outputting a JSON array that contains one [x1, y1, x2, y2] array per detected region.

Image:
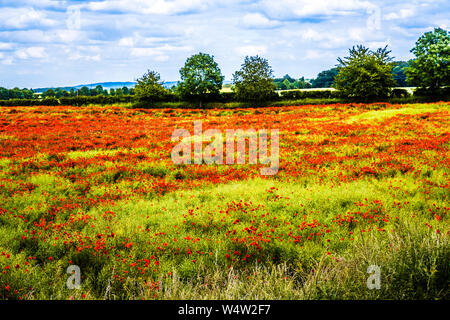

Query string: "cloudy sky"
[[0, 0, 448, 88]]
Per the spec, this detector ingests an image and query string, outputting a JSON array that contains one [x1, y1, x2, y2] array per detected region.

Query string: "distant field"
[[0, 102, 448, 300]]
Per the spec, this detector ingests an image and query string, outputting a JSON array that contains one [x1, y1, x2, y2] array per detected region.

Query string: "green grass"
[[347, 103, 446, 122], [1, 173, 447, 299]]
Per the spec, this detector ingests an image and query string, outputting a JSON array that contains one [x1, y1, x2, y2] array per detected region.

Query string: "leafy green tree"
[[78, 86, 90, 96], [115, 88, 124, 96], [134, 70, 168, 104], [282, 79, 292, 90], [297, 76, 312, 89], [42, 88, 55, 98], [232, 55, 276, 102], [95, 85, 104, 95], [0, 87, 9, 100], [334, 45, 395, 100], [54, 88, 69, 98], [391, 61, 410, 87], [122, 86, 130, 95], [22, 89, 34, 99], [274, 74, 296, 89], [406, 28, 449, 91], [178, 52, 224, 106], [109, 88, 116, 96], [311, 68, 339, 88]]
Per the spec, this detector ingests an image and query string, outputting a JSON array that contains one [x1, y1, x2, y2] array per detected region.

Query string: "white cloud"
[[14, 47, 47, 59], [85, 0, 215, 15], [304, 49, 334, 60], [348, 28, 366, 41], [367, 40, 390, 49], [6, 0, 65, 8], [235, 45, 267, 56], [118, 37, 135, 47], [56, 29, 84, 43], [1, 57, 14, 65], [260, 0, 378, 19], [241, 13, 280, 28], [0, 42, 13, 50], [118, 35, 176, 47], [87, 54, 101, 61], [154, 55, 169, 62], [384, 8, 415, 20], [130, 44, 192, 58], [0, 8, 57, 29]]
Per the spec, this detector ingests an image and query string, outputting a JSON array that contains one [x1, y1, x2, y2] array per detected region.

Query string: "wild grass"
[[0, 102, 448, 300]]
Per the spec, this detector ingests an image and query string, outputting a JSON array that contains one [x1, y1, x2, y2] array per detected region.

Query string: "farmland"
[[0, 102, 448, 300]]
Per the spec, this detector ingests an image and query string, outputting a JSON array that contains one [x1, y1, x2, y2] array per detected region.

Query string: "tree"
[[297, 76, 312, 89], [232, 55, 276, 102], [282, 79, 292, 90], [115, 88, 124, 96], [274, 74, 297, 89], [78, 86, 90, 96], [406, 28, 449, 91], [391, 61, 410, 87], [54, 88, 64, 98], [334, 45, 395, 100], [134, 70, 168, 104], [95, 85, 104, 95], [178, 52, 224, 106], [0, 87, 9, 100], [311, 68, 339, 88], [42, 88, 55, 98]]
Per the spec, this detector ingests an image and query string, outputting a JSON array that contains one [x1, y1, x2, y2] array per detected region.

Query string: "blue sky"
[[0, 0, 448, 88]]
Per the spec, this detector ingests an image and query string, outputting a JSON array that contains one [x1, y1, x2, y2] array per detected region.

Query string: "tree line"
[[1, 28, 448, 105], [134, 28, 448, 104], [0, 85, 135, 100], [274, 60, 410, 90]]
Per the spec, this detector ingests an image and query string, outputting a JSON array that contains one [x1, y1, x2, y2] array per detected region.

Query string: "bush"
[[390, 88, 410, 98], [413, 87, 450, 99], [280, 90, 338, 100]]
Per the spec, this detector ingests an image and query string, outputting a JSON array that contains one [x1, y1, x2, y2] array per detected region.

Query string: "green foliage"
[[78, 86, 90, 96], [391, 61, 410, 87], [390, 88, 410, 98], [274, 75, 312, 90], [177, 53, 224, 104], [232, 55, 277, 102], [279, 90, 338, 100], [0, 87, 35, 100], [134, 70, 168, 104], [334, 45, 396, 101], [406, 28, 450, 90], [311, 68, 339, 88]]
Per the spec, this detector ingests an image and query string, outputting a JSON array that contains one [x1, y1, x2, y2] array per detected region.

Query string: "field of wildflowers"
[[0, 102, 448, 299]]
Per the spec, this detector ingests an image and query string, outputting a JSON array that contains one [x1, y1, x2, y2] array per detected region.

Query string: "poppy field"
[[0, 102, 448, 300]]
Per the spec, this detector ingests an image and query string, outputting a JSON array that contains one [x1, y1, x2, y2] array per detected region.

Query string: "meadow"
[[0, 102, 448, 300]]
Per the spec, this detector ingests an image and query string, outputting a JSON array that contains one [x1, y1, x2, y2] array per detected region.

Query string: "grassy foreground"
[[0, 102, 448, 299]]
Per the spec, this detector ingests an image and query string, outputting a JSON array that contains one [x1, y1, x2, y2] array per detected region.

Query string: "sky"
[[0, 0, 448, 89]]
